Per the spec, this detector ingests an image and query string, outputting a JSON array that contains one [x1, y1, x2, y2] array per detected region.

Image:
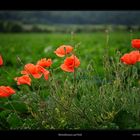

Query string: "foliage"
[[0, 21, 23, 32], [0, 31, 140, 129], [1, 21, 140, 33], [1, 11, 140, 25]]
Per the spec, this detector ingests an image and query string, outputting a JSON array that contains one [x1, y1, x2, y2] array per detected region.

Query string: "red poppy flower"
[[0, 86, 15, 98], [0, 55, 3, 66], [21, 63, 42, 79], [54, 45, 73, 57], [43, 70, 50, 80], [120, 50, 140, 65], [61, 55, 80, 72], [37, 58, 52, 68], [14, 75, 31, 86], [37, 65, 50, 80], [131, 39, 140, 49]]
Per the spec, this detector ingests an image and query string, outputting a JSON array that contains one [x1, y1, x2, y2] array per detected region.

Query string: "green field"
[[0, 31, 137, 83], [0, 31, 140, 130]]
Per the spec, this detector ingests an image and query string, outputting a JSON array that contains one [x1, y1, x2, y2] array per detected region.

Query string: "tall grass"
[[0, 31, 140, 129]]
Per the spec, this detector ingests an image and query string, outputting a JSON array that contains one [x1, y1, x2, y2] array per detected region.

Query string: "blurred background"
[[0, 11, 140, 33], [1, 11, 140, 81]]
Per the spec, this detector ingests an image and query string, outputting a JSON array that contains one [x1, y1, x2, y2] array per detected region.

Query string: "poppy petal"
[[0, 55, 3, 66]]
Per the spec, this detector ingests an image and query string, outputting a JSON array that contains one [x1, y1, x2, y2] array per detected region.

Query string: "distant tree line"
[[0, 21, 23, 32], [1, 21, 140, 33], [1, 11, 140, 25]]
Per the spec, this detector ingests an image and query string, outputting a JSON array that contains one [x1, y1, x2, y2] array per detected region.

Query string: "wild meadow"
[[0, 30, 140, 130]]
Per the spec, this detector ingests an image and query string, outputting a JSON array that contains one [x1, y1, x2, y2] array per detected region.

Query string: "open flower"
[[0, 86, 15, 98], [21, 63, 43, 78], [131, 39, 140, 49], [14, 75, 31, 86], [37, 58, 52, 68], [54, 45, 73, 57], [61, 55, 80, 72], [0, 55, 3, 66], [43, 70, 50, 80], [120, 50, 140, 65], [37, 65, 50, 80]]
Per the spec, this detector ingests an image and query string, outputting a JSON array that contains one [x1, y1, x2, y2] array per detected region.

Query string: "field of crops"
[[0, 31, 140, 130]]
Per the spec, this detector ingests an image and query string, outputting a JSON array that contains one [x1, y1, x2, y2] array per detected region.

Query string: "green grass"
[[0, 31, 140, 130], [0, 31, 137, 81]]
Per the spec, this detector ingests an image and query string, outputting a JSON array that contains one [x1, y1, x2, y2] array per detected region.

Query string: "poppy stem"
[[73, 52, 76, 96], [16, 55, 25, 66], [105, 29, 109, 59], [130, 29, 133, 41], [73, 68, 76, 94]]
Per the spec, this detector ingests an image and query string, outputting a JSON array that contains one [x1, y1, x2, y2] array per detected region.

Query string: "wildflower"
[[14, 75, 31, 86], [0, 55, 3, 66], [21, 63, 42, 78], [37, 58, 52, 68], [120, 50, 140, 65], [54, 45, 73, 57], [0, 86, 15, 97], [131, 39, 140, 49], [37, 65, 50, 80], [43, 70, 50, 80], [61, 55, 80, 72]]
